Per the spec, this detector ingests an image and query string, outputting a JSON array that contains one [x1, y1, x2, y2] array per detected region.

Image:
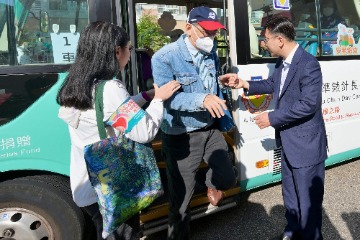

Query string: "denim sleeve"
[[152, 53, 207, 111]]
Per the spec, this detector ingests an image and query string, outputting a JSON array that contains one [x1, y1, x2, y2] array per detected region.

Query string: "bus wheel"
[[0, 175, 87, 240]]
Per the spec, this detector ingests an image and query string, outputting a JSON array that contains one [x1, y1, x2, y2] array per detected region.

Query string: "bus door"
[[122, 0, 242, 235], [125, 1, 230, 94]]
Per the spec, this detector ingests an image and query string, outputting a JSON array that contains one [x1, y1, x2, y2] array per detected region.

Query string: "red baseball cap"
[[187, 6, 226, 31]]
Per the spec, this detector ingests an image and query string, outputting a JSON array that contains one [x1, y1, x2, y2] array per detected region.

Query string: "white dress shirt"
[[279, 44, 299, 96]]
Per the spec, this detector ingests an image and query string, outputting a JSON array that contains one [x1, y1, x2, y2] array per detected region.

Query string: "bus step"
[[141, 196, 238, 236]]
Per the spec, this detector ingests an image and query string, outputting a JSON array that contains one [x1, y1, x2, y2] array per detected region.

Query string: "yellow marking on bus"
[[256, 159, 269, 168], [248, 95, 266, 108]]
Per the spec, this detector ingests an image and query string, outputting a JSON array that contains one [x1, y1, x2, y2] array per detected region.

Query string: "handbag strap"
[[213, 51, 221, 97], [94, 81, 108, 140], [214, 53, 233, 112]]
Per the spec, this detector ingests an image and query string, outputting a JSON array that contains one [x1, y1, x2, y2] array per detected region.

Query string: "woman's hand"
[[153, 80, 181, 101]]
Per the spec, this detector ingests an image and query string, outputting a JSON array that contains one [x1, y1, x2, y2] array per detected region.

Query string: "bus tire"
[[0, 175, 89, 240]]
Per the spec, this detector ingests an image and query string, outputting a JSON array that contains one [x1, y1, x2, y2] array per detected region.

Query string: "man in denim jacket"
[[152, 6, 238, 240]]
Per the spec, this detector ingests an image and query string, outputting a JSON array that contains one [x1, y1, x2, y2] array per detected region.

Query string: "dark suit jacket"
[[247, 47, 327, 168]]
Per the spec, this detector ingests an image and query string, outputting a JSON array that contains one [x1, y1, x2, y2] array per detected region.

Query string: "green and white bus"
[[0, 0, 359, 239]]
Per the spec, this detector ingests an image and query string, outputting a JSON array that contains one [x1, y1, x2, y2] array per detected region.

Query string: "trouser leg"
[[293, 162, 325, 240], [82, 203, 141, 240], [281, 151, 301, 238], [282, 149, 325, 240], [162, 132, 205, 240], [163, 128, 236, 239], [110, 213, 141, 240], [203, 128, 236, 190], [82, 203, 103, 240]]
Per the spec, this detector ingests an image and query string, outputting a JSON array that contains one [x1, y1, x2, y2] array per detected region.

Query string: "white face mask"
[[323, 7, 334, 17], [192, 25, 215, 54]]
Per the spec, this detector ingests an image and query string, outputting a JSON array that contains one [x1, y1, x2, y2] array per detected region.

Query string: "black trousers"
[[162, 127, 236, 240], [82, 203, 141, 240]]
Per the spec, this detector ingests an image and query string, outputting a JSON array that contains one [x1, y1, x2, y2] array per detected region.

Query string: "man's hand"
[[218, 73, 238, 87], [254, 112, 270, 129], [219, 74, 249, 89], [203, 94, 227, 118], [232, 78, 249, 89]]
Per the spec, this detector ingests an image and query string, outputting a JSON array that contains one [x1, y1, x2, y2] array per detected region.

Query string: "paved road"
[[143, 158, 360, 240]]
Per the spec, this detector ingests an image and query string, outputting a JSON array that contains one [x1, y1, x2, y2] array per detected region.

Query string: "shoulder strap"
[[213, 51, 221, 96], [94, 81, 107, 140], [213, 52, 233, 111]]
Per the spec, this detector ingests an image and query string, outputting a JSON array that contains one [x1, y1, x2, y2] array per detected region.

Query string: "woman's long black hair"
[[56, 21, 129, 110]]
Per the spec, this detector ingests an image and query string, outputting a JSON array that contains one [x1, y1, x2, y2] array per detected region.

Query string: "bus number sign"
[[50, 33, 80, 64]]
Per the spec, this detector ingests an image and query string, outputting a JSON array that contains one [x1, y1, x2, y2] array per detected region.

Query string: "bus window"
[[293, 1, 319, 56], [0, 0, 89, 66], [249, 0, 319, 58], [247, 0, 262, 58], [248, 0, 360, 58], [320, 0, 360, 56], [0, 74, 58, 126]]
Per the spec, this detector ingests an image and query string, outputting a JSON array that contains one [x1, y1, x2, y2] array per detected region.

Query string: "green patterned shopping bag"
[[84, 81, 163, 238]]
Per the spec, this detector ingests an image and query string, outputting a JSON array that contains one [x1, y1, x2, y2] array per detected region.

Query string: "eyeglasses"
[[263, 36, 278, 44], [192, 24, 217, 37]]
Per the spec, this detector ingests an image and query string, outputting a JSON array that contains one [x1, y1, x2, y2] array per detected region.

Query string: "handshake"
[[218, 73, 270, 129], [219, 73, 249, 89]]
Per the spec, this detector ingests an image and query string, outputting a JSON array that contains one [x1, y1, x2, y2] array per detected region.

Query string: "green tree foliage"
[[137, 14, 170, 52], [215, 34, 228, 57]]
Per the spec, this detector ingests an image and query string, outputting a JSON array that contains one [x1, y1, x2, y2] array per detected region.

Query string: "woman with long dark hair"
[[57, 21, 179, 240]]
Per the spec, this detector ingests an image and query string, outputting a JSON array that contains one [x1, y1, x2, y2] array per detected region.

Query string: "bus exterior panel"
[[0, 73, 70, 175], [1, 0, 360, 238], [234, 60, 360, 190]]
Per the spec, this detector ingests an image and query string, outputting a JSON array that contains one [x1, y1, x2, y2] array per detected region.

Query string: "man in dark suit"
[[222, 17, 327, 240]]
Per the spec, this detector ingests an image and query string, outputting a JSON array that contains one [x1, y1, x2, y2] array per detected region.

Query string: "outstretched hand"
[[153, 80, 180, 101], [218, 73, 238, 87], [229, 79, 249, 89], [219, 73, 249, 89], [230, 78, 249, 89]]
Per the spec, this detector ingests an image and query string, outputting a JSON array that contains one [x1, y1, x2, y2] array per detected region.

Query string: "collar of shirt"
[[184, 36, 214, 92], [185, 36, 201, 60], [283, 44, 299, 67]]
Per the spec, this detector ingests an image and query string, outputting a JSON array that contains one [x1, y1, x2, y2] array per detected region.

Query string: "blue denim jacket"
[[152, 34, 219, 135]]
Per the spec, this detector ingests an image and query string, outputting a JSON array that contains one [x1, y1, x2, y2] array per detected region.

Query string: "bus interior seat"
[[296, 21, 318, 56], [349, 25, 360, 43]]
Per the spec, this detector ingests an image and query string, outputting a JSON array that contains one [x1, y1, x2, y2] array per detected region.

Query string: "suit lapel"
[[279, 47, 303, 99]]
